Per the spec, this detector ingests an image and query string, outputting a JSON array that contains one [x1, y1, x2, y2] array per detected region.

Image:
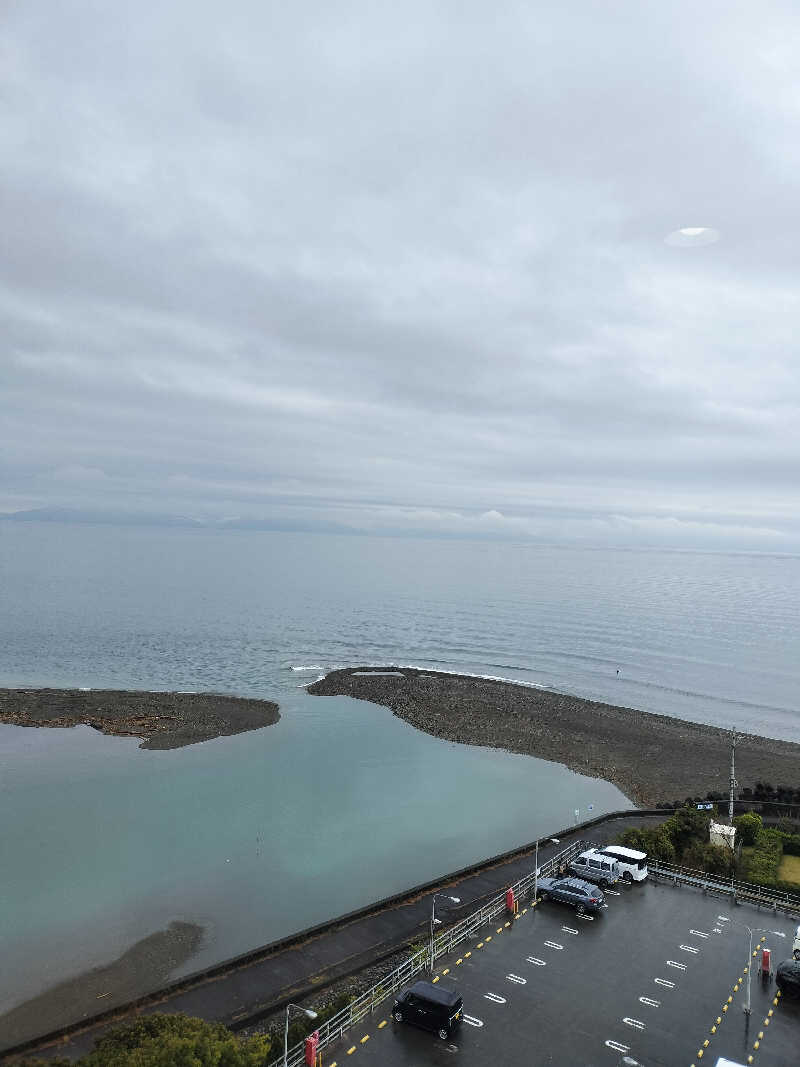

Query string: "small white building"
[[710, 820, 736, 850]]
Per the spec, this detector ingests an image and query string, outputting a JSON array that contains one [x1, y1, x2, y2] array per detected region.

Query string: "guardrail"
[[267, 840, 584, 1067], [649, 859, 800, 915]]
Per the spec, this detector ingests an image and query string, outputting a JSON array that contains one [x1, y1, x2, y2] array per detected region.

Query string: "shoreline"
[[309, 667, 800, 807], [0, 689, 279, 749]]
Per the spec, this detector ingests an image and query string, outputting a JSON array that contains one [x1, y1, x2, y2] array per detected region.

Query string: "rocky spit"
[[0, 688, 279, 749], [309, 667, 800, 807]]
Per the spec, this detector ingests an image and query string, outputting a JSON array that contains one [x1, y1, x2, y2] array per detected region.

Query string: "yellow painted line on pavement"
[[346, 1046, 356, 1055], [477, 942, 483, 948], [360, 1034, 369, 1044], [456, 958, 463, 965], [378, 1020, 387, 1029], [486, 935, 492, 941], [464, 951, 471, 958], [432, 975, 440, 982], [442, 968, 450, 975]]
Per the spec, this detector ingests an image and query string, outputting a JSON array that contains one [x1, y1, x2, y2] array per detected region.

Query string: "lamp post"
[[284, 1002, 318, 1067], [430, 892, 460, 973], [534, 837, 560, 903], [722, 916, 783, 1015]]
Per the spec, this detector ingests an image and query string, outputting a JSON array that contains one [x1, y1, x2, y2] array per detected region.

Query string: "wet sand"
[[0, 922, 204, 1052], [0, 689, 279, 749], [309, 667, 800, 806]]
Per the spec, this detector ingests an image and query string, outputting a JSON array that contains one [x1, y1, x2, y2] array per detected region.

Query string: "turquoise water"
[[0, 695, 624, 1014], [1, 523, 798, 1012]]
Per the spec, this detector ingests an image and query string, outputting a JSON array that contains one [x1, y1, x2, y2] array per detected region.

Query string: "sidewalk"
[[3, 810, 663, 1062]]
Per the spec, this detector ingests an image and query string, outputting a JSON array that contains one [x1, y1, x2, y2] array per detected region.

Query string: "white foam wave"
[[311, 663, 549, 691], [289, 665, 324, 672]]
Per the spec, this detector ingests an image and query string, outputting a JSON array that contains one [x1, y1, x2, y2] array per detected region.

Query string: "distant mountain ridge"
[[0, 506, 357, 533]]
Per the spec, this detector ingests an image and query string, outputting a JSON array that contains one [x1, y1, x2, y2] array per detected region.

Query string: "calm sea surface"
[[1, 523, 798, 1013]]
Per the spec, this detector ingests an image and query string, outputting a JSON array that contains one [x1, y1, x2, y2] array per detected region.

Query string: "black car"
[[393, 980, 463, 1040], [776, 959, 800, 998], [536, 876, 606, 913]]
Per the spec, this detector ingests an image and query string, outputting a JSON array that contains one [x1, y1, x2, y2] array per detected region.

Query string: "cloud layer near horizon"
[[2, 1, 799, 549]]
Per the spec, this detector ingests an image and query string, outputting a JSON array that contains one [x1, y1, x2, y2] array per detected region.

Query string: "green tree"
[[78, 1014, 272, 1067], [733, 812, 762, 846]]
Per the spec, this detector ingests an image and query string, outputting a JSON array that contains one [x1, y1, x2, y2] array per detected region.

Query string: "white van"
[[595, 845, 648, 883], [568, 848, 621, 888]]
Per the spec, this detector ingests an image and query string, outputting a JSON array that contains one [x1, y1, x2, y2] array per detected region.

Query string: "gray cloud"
[[1, 1, 799, 548]]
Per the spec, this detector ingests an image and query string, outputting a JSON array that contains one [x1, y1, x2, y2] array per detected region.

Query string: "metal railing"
[[267, 840, 583, 1067], [649, 859, 800, 915]]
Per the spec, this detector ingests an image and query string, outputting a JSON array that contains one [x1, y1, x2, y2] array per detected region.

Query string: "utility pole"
[[729, 728, 738, 825]]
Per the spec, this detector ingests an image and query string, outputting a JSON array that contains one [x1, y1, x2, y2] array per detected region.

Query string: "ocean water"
[[0, 523, 798, 1016]]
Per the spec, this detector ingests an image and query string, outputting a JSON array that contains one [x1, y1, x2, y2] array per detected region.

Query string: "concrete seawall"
[[2, 807, 667, 1062]]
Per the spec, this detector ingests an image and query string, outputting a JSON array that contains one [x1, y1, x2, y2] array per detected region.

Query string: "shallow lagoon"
[[0, 687, 628, 1013]]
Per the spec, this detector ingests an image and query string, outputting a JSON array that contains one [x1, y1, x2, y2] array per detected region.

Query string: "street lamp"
[[430, 892, 461, 972], [534, 837, 561, 903], [284, 1002, 318, 1067], [721, 916, 784, 1015]]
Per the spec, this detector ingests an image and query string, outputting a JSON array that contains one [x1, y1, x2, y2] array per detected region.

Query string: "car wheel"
[[599, 878, 609, 888], [576, 903, 585, 914], [393, 1010, 403, 1023], [623, 871, 633, 884], [793, 950, 800, 961], [540, 891, 549, 901], [438, 1028, 449, 1040]]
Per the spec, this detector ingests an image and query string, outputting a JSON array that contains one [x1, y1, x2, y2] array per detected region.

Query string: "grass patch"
[[778, 853, 800, 887]]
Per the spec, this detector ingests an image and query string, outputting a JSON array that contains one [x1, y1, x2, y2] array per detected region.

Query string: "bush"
[[78, 1014, 273, 1067], [739, 828, 783, 887], [733, 812, 762, 846]]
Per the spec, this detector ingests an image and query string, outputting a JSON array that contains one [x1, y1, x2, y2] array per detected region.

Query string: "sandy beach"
[[0, 689, 279, 749], [309, 668, 800, 806]]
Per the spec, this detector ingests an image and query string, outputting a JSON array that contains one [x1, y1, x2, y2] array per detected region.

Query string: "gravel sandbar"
[[309, 667, 800, 806]]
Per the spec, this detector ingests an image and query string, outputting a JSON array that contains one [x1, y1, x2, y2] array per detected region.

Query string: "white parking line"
[[506, 974, 527, 985], [462, 1014, 484, 1027], [561, 926, 579, 935], [576, 913, 595, 921], [606, 889, 621, 896], [623, 1017, 646, 1030], [605, 1040, 630, 1053], [717, 916, 730, 923], [690, 930, 710, 938], [654, 978, 675, 989], [544, 941, 564, 950], [526, 956, 547, 966], [483, 993, 506, 1004], [639, 996, 661, 1007], [666, 960, 687, 970], [680, 944, 699, 954]]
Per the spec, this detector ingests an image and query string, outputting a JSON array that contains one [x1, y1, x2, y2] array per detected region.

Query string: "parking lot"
[[321, 878, 798, 1066]]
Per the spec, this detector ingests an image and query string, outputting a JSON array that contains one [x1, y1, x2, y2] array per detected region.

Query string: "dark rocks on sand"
[[0, 689, 279, 749], [309, 667, 800, 808]]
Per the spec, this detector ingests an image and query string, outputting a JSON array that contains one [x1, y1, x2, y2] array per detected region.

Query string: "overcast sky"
[[2, 1, 799, 549]]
